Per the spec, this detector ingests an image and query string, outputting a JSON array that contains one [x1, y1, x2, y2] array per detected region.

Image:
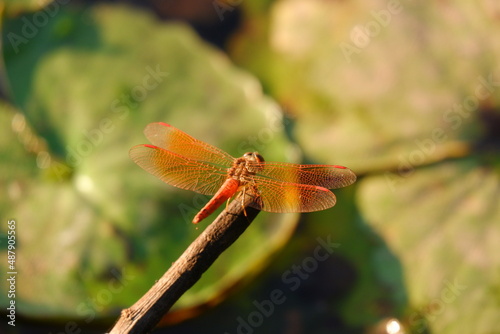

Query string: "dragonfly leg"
[[240, 187, 249, 217], [224, 193, 248, 216]]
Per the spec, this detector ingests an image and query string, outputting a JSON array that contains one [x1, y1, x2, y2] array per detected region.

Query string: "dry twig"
[[109, 195, 260, 334]]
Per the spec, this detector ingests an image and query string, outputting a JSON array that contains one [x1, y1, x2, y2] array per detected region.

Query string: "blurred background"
[[1, 0, 499, 333]]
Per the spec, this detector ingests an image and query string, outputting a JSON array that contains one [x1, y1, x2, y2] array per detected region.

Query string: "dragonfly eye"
[[254, 153, 265, 164], [243, 152, 265, 163]]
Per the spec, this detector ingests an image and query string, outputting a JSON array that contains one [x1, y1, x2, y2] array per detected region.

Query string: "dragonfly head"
[[243, 152, 265, 173]]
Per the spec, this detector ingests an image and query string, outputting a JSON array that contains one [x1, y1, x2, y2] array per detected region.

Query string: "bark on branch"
[[109, 195, 260, 334]]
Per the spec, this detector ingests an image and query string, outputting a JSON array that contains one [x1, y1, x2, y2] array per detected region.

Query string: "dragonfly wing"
[[257, 162, 356, 189], [130, 144, 227, 195], [143, 122, 235, 167], [247, 177, 337, 213]]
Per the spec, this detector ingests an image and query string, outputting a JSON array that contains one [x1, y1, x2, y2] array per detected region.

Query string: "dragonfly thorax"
[[228, 152, 265, 181]]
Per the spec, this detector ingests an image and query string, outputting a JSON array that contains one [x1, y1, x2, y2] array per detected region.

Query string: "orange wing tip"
[[143, 144, 158, 149], [143, 122, 172, 137]]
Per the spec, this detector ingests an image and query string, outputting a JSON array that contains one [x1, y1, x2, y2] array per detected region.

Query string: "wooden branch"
[[109, 195, 260, 334]]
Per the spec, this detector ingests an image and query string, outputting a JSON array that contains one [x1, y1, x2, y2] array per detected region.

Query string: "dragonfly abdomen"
[[192, 178, 240, 224]]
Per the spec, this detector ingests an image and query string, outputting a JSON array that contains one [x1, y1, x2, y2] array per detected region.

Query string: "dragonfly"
[[129, 123, 356, 224]]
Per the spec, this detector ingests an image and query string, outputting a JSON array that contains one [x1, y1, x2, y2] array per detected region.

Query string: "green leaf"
[[231, 0, 500, 173], [358, 157, 500, 333]]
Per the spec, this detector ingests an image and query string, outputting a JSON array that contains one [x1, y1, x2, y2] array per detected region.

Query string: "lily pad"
[[358, 157, 500, 333], [0, 4, 299, 322], [230, 0, 500, 173]]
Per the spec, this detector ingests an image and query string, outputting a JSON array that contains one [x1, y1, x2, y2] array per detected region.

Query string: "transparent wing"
[[247, 176, 337, 213], [256, 162, 356, 189], [143, 122, 235, 167], [129, 144, 228, 195]]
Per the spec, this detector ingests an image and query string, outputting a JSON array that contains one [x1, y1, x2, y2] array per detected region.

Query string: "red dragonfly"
[[130, 123, 356, 224]]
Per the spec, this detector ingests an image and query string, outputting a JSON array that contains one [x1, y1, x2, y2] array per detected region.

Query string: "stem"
[[109, 195, 260, 334]]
